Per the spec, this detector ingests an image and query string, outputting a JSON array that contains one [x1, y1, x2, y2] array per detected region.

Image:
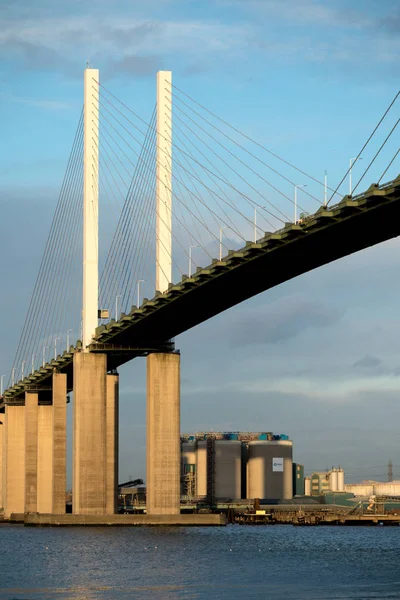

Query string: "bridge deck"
[[2, 177, 399, 406]]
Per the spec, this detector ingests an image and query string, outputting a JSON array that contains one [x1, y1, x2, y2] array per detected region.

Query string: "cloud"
[[0, 92, 71, 111], [106, 54, 162, 78], [0, 39, 76, 74], [229, 295, 342, 347], [353, 354, 382, 369]]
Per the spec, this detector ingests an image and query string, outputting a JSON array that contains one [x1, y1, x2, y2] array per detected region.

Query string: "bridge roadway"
[[2, 176, 400, 407]]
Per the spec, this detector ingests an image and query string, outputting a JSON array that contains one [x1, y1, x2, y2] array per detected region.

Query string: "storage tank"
[[196, 441, 207, 499], [304, 477, 312, 496], [329, 468, 338, 492], [214, 440, 241, 500], [246, 441, 293, 501], [337, 468, 345, 492]]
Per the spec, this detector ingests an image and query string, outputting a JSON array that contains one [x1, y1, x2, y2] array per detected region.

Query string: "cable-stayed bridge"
[[0, 69, 398, 520]]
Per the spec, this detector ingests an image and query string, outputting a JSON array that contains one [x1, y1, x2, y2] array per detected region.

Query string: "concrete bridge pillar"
[[37, 404, 52, 513], [106, 373, 119, 514], [73, 352, 117, 515], [52, 373, 67, 513], [25, 392, 39, 513], [0, 412, 5, 511], [3, 405, 25, 518], [146, 352, 180, 515]]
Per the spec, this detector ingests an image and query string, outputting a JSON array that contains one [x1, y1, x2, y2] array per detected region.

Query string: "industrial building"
[[345, 480, 400, 497], [181, 432, 293, 502], [305, 467, 345, 496], [293, 463, 305, 496]]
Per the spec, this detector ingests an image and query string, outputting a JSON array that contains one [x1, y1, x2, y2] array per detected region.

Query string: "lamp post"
[[219, 226, 227, 261], [349, 157, 362, 195], [66, 329, 73, 351], [42, 346, 47, 368], [137, 280, 144, 308], [294, 184, 307, 223], [21, 360, 26, 380], [189, 245, 198, 277], [12, 368, 15, 386], [115, 295, 121, 321], [31, 354, 36, 375], [254, 206, 267, 242], [0, 375, 5, 395], [54, 337, 60, 360], [324, 171, 328, 206]]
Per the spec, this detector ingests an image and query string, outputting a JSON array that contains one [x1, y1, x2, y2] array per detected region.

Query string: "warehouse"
[[181, 431, 293, 502]]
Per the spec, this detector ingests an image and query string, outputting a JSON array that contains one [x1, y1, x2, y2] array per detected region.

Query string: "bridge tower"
[[72, 67, 118, 515], [146, 71, 181, 515]]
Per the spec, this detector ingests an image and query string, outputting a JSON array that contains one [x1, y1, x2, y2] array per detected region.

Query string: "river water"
[[1, 524, 399, 599]]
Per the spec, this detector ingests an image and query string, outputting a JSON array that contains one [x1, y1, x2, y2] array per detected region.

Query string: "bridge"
[[0, 69, 398, 519]]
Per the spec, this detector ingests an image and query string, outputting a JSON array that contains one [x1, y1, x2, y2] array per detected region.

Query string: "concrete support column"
[[0, 412, 5, 510], [73, 352, 107, 514], [146, 352, 180, 515], [52, 373, 67, 514], [4, 405, 25, 518], [25, 392, 38, 513], [37, 405, 52, 513], [106, 373, 119, 514]]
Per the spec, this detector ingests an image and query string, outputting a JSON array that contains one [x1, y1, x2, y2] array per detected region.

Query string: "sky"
[[1, 0, 400, 486]]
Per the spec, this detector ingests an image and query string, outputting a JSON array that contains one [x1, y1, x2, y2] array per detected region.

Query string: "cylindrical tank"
[[181, 441, 196, 473], [337, 468, 345, 492], [246, 441, 293, 501], [214, 440, 241, 500], [304, 477, 312, 496], [329, 468, 338, 492], [196, 441, 207, 499]]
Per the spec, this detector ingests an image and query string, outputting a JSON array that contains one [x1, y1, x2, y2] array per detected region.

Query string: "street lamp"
[[12, 368, 15, 386], [189, 245, 198, 277], [137, 280, 144, 308], [42, 346, 47, 367], [21, 360, 26, 380], [54, 337, 60, 360], [31, 354, 36, 375], [66, 329, 73, 351], [0, 375, 5, 395], [349, 157, 362, 195], [294, 184, 307, 223], [254, 206, 267, 243], [219, 226, 227, 261], [115, 295, 122, 321], [324, 171, 328, 206]]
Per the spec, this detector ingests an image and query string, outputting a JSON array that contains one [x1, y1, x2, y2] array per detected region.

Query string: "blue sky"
[[1, 0, 400, 485]]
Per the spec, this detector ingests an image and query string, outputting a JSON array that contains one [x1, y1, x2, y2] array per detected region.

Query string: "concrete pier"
[[106, 373, 119, 515], [146, 353, 180, 515], [0, 412, 5, 510], [73, 352, 107, 514], [52, 373, 67, 513], [37, 405, 52, 513], [25, 392, 38, 513], [4, 405, 25, 518]]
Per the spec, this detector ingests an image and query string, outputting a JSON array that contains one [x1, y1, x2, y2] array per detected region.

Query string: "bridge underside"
[[3, 179, 400, 405]]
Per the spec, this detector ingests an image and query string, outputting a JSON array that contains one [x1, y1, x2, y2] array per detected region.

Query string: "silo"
[[181, 441, 196, 474], [214, 440, 242, 500], [196, 441, 207, 499], [337, 468, 345, 492], [329, 468, 338, 492], [304, 477, 312, 496], [246, 440, 293, 501]]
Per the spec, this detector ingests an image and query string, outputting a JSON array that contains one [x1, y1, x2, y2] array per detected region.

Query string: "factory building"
[[309, 467, 345, 496], [181, 432, 293, 502], [293, 463, 305, 496]]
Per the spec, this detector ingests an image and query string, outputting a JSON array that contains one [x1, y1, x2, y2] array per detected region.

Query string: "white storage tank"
[[196, 440, 207, 499], [329, 468, 338, 492], [214, 440, 242, 500], [304, 477, 312, 496], [246, 440, 293, 500], [337, 468, 345, 492]]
